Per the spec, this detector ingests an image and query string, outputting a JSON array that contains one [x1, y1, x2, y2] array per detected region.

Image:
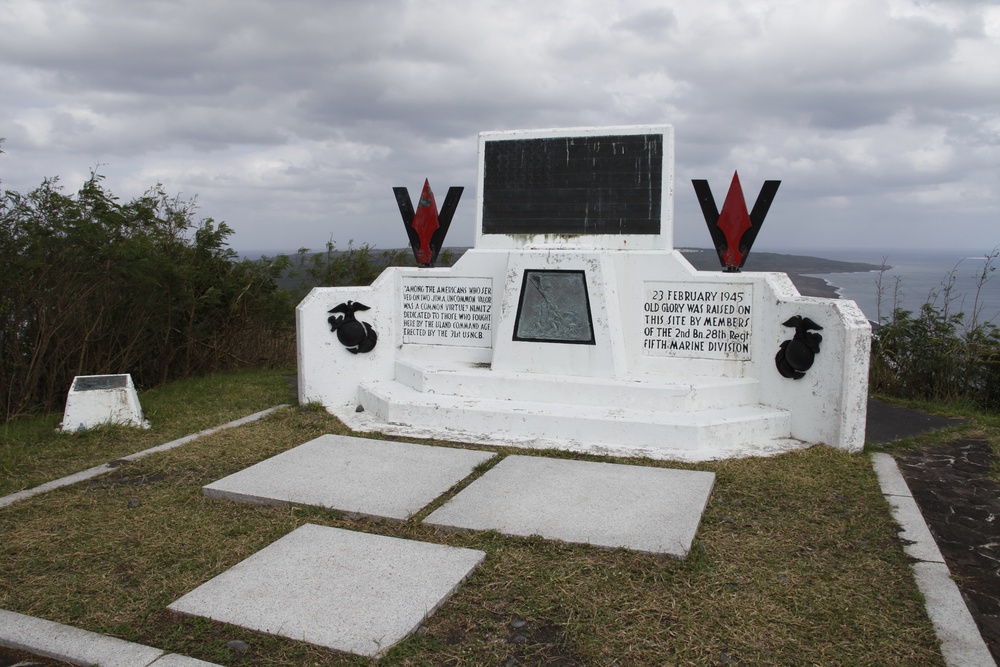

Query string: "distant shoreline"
[[785, 274, 840, 299], [676, 248, 881, 299], [247, 246, 880, 300]]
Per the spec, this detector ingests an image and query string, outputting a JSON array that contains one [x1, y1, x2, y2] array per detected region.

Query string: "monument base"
[[340, 361, 806, 461], [298, 247, 869, 461]]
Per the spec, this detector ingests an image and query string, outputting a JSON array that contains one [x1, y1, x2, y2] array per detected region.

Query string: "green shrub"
[[0, 171, 295, 421], [288, 240, 457, 295], [290, 240, 412, 294], [870, 248, 1000, 411]]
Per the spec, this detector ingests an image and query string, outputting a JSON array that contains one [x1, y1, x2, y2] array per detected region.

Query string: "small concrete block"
[[0, 609, 164, 667], [203, 435, 495, 520], [424, 455, 715, 557], [911, 562, 996, 667], [168, 524, 486, 658], [60, 373, 148, 432]]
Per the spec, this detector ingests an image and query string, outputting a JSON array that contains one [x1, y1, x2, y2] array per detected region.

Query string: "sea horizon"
[[799, 248, 1000, 325], [239, 245, 1000, 326]]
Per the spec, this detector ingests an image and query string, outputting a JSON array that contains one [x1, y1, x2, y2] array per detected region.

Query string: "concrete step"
[[393, 358, 760, 411], [356, 379, 794, 460]]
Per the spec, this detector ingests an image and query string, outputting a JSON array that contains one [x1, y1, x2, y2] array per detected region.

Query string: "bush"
[[870, 248, 1000, 411], [290, 240, 412, 294], [0, 171, 295, 421], [288, 240, 457, 295]]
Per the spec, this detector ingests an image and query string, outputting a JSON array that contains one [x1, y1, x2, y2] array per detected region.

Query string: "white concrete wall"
[[297, 251, 507, 410], [609, 251, 871, 449], [297, 248, 871, 451]]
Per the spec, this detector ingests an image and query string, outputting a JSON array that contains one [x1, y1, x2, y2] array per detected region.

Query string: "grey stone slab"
[[0, 609, 165, 667], [885, 489, 947, 564], [870, 452, 914, 498], [203, 435, 494, 521], [912, 562, 996, 667], [168, 524, 485, 658], [424, 455, 715, 557]]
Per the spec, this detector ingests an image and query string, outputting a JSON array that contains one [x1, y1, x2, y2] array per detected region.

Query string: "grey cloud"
[[0, 0, 997, 254]]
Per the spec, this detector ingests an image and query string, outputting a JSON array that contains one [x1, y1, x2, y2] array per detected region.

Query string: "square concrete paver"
[[424, 455, 715, 557], [168, 524, 485, 658], [203, 435, 495, 520]]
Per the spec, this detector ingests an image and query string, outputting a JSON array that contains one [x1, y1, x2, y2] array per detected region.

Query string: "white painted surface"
[[491, 250, 627, 377], [298, 248, 869, 456], [168, 524, 485, 658], [400, 275, 493, 347], [355, 377, 793, 461], [203, 435, 494, 520], [425, 455, 715, 557]]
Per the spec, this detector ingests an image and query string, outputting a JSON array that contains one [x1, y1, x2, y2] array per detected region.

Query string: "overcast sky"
[[1, 0, 998, 256]]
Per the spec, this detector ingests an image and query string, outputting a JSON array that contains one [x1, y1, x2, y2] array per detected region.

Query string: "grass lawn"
[[0, 368, 295, 497], [0, 372, 955, 665]]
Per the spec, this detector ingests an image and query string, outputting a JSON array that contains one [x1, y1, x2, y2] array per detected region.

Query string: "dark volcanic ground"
[[895, 438, 1000, 662], [867, 399, 999, 663]]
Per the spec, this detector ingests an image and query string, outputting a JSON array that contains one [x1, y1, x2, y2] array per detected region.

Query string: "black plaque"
[[513, 270, 595, 344], [73, 375, 129, 391], [482, 134, 662, 236]]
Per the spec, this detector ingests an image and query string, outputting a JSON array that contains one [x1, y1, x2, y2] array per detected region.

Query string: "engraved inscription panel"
[[514, 270, 595, 344], [482, 134, 662, 236], [642, 283, 753, 360], [401, 276, 493, 347]]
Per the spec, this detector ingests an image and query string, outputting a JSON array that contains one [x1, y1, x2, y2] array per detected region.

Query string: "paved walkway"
[[866, 398, 994, 666], [895, 436, 1000, 664]]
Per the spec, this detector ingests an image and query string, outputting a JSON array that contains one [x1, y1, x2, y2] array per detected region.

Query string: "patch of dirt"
[[86, 467, 167, 487], [0, 646, 70, 666], [505, 620, 583, 666]]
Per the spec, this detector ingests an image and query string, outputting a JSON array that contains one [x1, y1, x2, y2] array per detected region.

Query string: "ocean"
[[803, 249, 1000, 326], [243, 245, 999, 325]]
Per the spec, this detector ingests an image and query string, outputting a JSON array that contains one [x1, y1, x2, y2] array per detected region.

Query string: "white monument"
[[297, 125, 871, 461], [60, 374, 149, 432]]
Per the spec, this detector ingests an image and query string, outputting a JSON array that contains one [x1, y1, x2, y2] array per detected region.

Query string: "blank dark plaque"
[[73, 375, 128, 391], [513, 270, 595, 344], [482, 134, 663, 236]]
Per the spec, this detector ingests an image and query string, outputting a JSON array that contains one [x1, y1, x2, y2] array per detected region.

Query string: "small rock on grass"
[[227, 639, 249, 654]]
